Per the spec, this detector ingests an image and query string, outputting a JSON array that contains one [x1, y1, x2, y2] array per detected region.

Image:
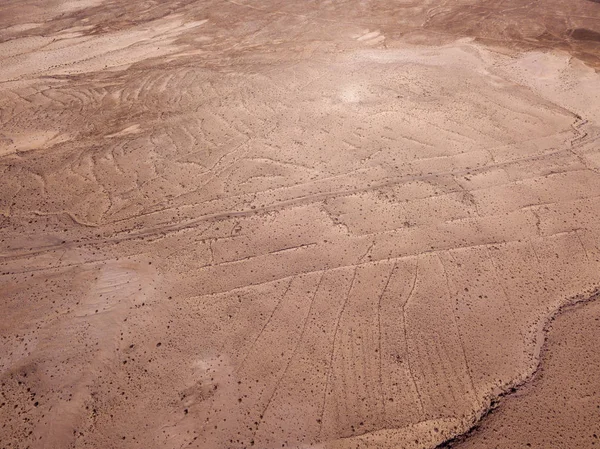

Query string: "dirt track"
[[1, 1, 600, 448]]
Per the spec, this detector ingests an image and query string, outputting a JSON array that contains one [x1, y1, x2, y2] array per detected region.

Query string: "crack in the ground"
[[433, 287, 600, 449]]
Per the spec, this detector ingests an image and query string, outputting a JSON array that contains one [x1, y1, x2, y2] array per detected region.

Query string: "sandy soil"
[[443, 294, 600, 449], [1, 1, 600, 448]]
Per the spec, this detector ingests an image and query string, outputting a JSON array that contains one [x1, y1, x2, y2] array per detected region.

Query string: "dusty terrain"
[[443, 294, 600, 449], [1, 1, 600, 448]]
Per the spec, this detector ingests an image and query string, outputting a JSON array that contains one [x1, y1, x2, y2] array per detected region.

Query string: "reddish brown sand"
[[443, 294, 600, 449], [1, 1, 600, 449]]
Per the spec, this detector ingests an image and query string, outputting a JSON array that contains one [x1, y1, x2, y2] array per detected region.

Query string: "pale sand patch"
[[0, 130, 72, 156], [0, 15, 208, 81]]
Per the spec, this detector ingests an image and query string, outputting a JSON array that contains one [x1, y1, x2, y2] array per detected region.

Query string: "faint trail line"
[[215, 242, 317, 267], [87, 227, 579, 301], [318, 266, 358, 435], [437, 252, 478, 402], [358, 238, 376, 264], [236, 277, 294, 372], [1, 150, 591, 262], [575, 230, 591, 261], [252, 271, 325, 440], [528, 237, 541, 264], [377, 261, 396, 419], [403, 257, 425, 415], [223, 0, 265, 11], [31, 210, 99, 227], [434, 288, 600, 449], [485, 247, 525, 341]]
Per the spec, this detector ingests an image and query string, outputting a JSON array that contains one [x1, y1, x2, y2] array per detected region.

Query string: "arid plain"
[[1, 1, 600, 448]]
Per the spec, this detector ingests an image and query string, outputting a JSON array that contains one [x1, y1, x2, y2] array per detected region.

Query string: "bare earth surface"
[[1, 1, 600, 448], [444, 295, 600, 449]]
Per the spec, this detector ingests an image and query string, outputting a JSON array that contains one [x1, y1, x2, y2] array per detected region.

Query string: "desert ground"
[[1, 1, 600, 448], [443, 293, 600, 449]]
